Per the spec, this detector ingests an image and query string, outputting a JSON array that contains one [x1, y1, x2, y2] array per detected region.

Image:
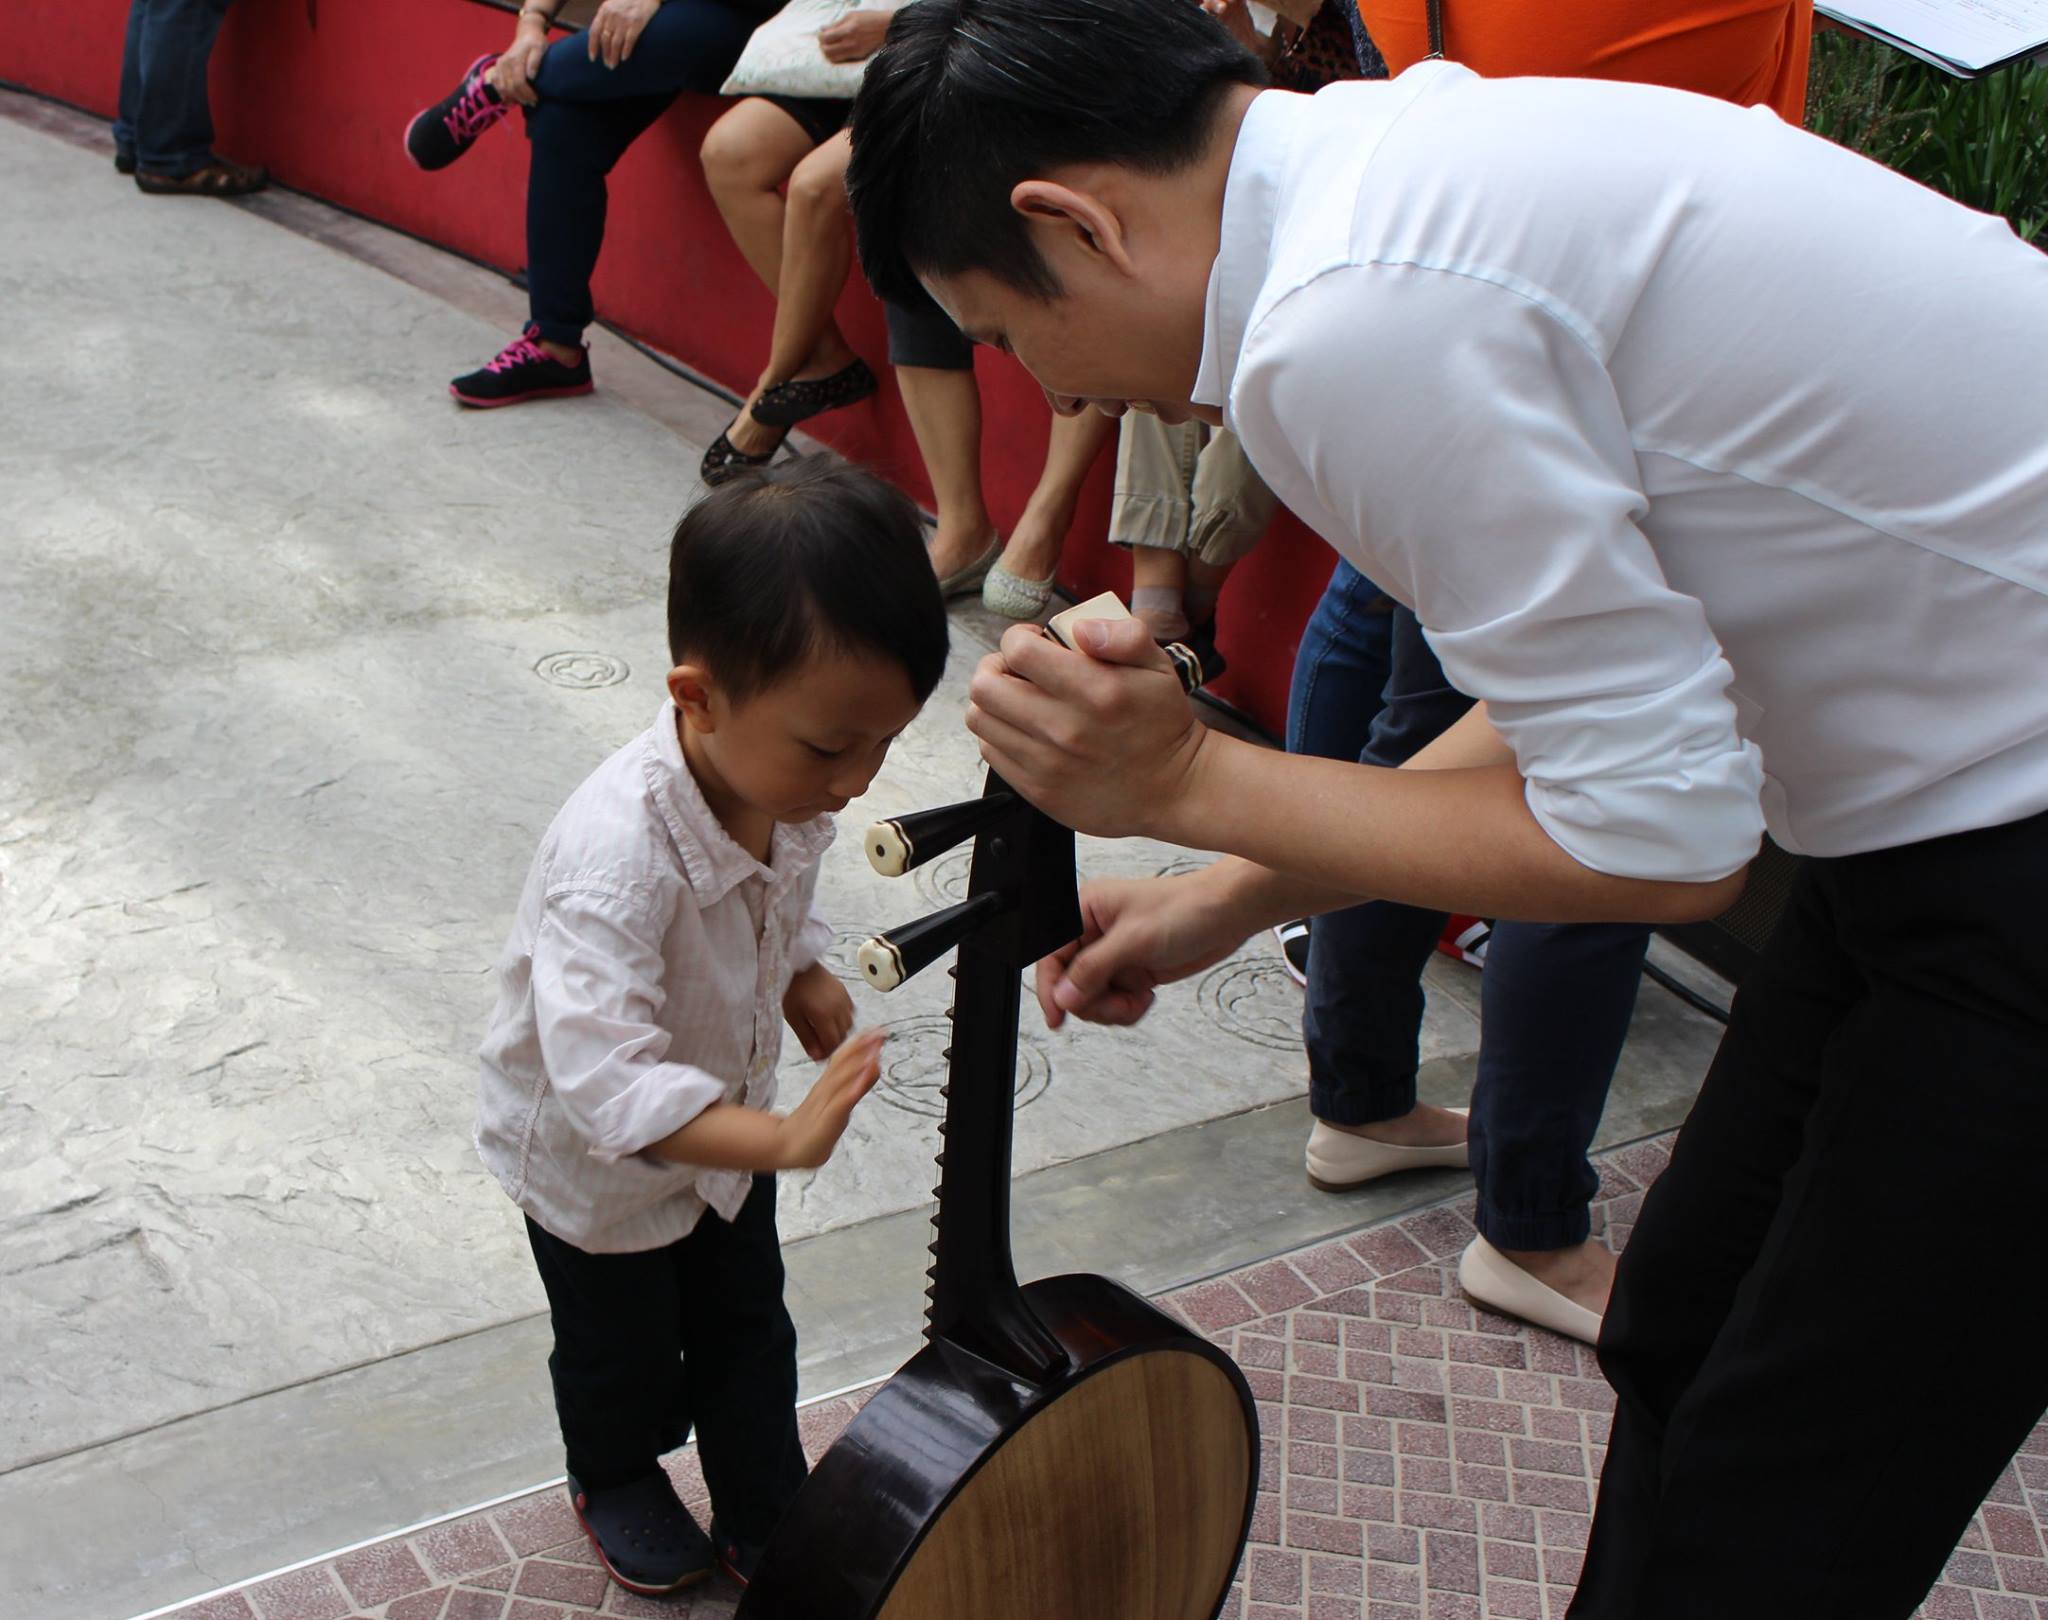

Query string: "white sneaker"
[[1457, 1235, 1603, 1345], [1305, 1109, 1470, 1191]]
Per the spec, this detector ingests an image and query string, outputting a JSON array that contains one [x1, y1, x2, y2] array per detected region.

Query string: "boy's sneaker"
[[567, 1472, 713, 1595], [405, 54, 509, 171], [711, 1517, 772, 1587], [1274, 919, 1311, 986], [450, 325, 593, 407]]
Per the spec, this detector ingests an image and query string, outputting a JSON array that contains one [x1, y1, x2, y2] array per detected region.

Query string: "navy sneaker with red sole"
[[405, 54, 510, 171], [567, 1472, 713, 1596], [450, 325, 593, 408]]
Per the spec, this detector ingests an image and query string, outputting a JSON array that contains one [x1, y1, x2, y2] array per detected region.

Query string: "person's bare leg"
[[899, 364, 997, 579], [998, 408, 1112, 585], [1184, 555, 1233, 627], [1130, 545, 1191, 640], [700, 97, 814, 292], [764, 131, 859, 385]]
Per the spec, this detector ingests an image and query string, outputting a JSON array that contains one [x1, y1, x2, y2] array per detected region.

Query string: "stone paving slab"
[[151, 1133, 2048, 1620]]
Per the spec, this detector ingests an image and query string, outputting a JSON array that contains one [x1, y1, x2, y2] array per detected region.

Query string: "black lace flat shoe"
[[700, 418, 787, 486], [749, 358, 879, 428], [568, 1472, 713, 1595], [405, 54, 509, 172]]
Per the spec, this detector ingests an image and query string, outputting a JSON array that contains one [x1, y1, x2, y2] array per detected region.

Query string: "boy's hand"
[[777, 1029, 885, 1170], [783, 962, 854, 1060]]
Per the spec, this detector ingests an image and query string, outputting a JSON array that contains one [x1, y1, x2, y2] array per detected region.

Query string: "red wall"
[[2, 0, 1335, 732]]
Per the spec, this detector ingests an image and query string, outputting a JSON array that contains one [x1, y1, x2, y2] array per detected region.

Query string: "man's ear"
[[668, 664, 718, 734], [1011, 178, 1138, 277]]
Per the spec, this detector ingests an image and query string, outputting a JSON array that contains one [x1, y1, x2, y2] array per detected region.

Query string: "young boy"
[[475, 457, 951, 1593]]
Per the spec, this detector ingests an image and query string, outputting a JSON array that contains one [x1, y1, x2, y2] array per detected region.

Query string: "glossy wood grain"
[[876, 1348, 1252, 1620]]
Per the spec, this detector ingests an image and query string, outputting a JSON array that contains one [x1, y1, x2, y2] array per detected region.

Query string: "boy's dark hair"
[[848, 0, 1264, 308], [667, 456, 949, 704]]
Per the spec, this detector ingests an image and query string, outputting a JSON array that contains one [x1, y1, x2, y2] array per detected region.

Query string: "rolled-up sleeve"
[[1232, 263, 1766, 882], [532, 884, 729, 1162]]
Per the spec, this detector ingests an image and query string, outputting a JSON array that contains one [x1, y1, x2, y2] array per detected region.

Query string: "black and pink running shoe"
[[405, 54, 510, 171], [450, 324, 594, 408]]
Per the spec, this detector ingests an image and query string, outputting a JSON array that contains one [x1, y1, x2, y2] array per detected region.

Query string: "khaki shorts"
[[1108, 413, 1280, 567]]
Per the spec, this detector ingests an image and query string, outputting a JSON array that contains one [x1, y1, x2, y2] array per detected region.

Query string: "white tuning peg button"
[[866, 820, 912, 877], [856, 935, 909, 992]]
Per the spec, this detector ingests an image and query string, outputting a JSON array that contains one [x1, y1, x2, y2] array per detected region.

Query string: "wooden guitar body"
[[739, 1273, 1255, 1620]]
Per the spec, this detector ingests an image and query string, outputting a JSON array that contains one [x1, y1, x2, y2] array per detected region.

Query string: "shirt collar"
[[1192, 88, 1298, 426], [643, 700, 836, 905]]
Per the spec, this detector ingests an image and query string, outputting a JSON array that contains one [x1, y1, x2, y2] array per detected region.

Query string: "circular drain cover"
[[1196, 958, 1303, 1051], [535, 651, 630, 689], [871, 1014, 1053, 1117]]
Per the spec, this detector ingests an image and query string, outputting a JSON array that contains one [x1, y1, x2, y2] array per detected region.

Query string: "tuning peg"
[[864, 792, 1017, 876], [1046, 590, 1202, 695], [854, 892, 1003, 991]]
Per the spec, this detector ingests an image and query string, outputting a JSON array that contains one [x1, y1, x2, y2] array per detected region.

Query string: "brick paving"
[[159, 1133, 2048, 1620]]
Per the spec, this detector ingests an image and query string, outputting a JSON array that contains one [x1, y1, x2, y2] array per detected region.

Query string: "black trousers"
[[525, 1174, 807, 1546], [1570, 809, 2048, 1619]]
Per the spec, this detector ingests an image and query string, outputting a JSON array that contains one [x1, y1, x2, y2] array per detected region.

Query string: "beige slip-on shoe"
[[933, 537, 1002, 600], [1457, 1235, 1604, 1345], [1305, 1108, 1470, 1191]]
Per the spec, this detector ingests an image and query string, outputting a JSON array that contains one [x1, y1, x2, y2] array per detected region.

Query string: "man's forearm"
[[1170, 733, 1744, 925]]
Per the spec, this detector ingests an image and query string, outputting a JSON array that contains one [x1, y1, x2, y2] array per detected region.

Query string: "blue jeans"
[[1295, 595, 1651, 1252], [523, 0, 768, 345], [113, 0, 232, 178]]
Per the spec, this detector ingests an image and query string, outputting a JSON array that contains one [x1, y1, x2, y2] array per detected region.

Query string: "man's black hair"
[[667, 455, 949, 704], [847, 0, 1264, 308]]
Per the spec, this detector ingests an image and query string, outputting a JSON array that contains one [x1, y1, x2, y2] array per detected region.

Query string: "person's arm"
[[489, 5, 557, 105], [532, 884, 882, 1171]]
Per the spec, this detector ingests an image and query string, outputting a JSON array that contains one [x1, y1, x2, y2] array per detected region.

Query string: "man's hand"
[[588, 0, 659, 67], [1034, 870, 1250, 1029], [783, 961, 855, 1061], [776, 1029, 885, 1169], [817, 9, 895, 63], [966, 619, 1210, 841], [490, 14, 551, 106]]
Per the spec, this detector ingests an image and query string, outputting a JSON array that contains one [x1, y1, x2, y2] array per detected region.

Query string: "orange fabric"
[[1361, 0, 1814, 121]]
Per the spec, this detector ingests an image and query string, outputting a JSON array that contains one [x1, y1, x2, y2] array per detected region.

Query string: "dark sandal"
[[749, 359, 878, 428], [135, 160, 268, 196], [700, 416, 788, 488], [568, 1472, 713, 1595]]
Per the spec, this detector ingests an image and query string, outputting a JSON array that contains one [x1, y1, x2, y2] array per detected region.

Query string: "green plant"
[[1806, 29, 2048, 243]]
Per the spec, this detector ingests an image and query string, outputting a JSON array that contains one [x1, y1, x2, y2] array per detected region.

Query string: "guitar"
[[736, 597, 1258, 1620]]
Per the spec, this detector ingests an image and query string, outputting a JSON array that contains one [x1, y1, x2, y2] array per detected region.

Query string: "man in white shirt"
[[846, 1, 2048, 1614]]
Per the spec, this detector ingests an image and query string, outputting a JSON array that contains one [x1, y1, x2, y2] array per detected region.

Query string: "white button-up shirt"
[[477, 702, 834, 1253], [1199, 66, 2048, 881]]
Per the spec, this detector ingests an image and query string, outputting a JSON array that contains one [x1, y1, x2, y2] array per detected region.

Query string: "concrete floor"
[[0, 91, 1733, 1620]]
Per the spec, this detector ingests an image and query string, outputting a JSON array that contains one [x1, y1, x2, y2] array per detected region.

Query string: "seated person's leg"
[[705, 129, 871, 478], [984, 410, 1114, 618], [889, 295, 999, 594], [533, 0, 765, 104], [1110, 412, 1203, 640], [701, 97, 827, 291]]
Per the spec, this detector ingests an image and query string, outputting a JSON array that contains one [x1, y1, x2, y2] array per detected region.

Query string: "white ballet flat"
[[1457, 1235, 1604, 1345], [981, 557, 1055, 620], [1304, 1109, 1470, 1191]]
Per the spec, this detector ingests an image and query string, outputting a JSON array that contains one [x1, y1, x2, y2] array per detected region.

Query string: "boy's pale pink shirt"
[[477, 701, 835, 1254]]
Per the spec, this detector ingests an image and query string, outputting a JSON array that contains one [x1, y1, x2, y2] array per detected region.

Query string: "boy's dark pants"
[[525, 1173, 806, 1547], [1569, 808, 2048, 1619]]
